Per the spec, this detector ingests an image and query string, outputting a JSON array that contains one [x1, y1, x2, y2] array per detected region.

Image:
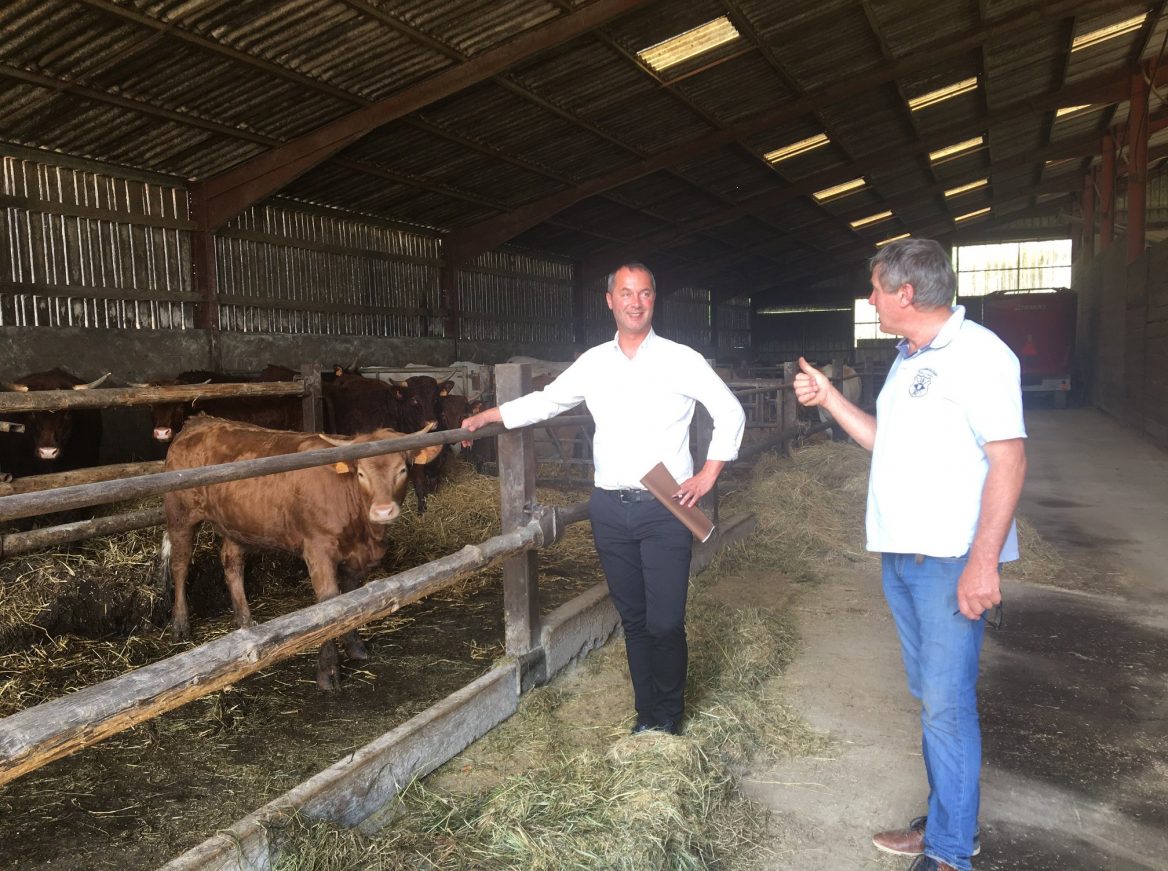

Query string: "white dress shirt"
[[499, 330, 746, 490]]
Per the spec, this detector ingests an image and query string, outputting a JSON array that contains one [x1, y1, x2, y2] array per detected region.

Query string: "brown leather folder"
[[640, 462, 716, 543]]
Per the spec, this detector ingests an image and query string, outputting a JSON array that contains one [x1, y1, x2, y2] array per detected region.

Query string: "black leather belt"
[[611, 488, 656, 503]]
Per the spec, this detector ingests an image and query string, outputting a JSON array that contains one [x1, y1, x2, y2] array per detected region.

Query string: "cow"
[[143, 367, 303, 444], [818, 362, 862, 440], [324, 370, 432, 438], [0, 368, 108, 477], [160, 415, 442, 689], [394, 375, 455, 512]]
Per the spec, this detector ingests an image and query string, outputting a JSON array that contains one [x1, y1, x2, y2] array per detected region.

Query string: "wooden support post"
[[572, 269, 587, 351], [1081, 167, 1096, 263], [781, 361, 798, 456], [301, 363, 323, 433], [830, 356, 845, 441], [1100, 133, 1116, 250], [189, 190, 220, 337], [494, 364, 541, 662], [710, 292, 721, 361], [1127, 66, 1149, 264], [690, 404, 718, 526], [439, 259, 460, 342]]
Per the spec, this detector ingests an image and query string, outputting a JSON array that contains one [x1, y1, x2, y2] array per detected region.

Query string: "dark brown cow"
[[397, 376, 455, 511], [161, 415, 441, 689], [145, 367, 303, 443], [0, 368, 108, 477], [324, 371, 432, 437]]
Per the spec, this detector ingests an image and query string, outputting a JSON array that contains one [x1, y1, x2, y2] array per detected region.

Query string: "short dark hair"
[[606, 262, 656, 294], [869, 238, 955, 309]]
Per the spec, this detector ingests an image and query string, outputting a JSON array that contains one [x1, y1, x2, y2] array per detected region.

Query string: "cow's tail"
[[153, 531, 174, 604]]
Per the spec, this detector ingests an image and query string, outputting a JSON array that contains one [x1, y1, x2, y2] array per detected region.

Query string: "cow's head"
[[2, 370, 108, 461], [319, 423, 441, 524]]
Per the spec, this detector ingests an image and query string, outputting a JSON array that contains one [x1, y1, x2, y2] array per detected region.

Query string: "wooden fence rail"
[[0, 504, 581, 789]]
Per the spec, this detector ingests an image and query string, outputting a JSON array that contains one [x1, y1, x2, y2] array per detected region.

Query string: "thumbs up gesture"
[[793, 356, 831, 408]]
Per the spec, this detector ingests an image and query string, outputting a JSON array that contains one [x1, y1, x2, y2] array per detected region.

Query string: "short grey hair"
[[869, 238, 956, 310], [606, 262, 656, 294]]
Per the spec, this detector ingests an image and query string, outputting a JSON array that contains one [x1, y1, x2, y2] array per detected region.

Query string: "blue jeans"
[[882, 553, 986, 871]]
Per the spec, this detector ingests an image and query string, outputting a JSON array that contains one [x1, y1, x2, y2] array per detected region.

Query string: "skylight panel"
[[637, 16, 741, 72], [908, 77, 979, 111], [812, 178, 866, 202], [876, 232, 911, 247], [929, 136, 984, 163], [1071, 14, 1147, 51], [945, 179, 989, 197], [955, 207, 991, 223], [850, 210, 894, 229], [1055, 104, 1093, 118], [764, 133, 830, 163]]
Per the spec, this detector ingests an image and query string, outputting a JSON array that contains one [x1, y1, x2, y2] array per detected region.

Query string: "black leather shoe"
[[630, 718, 656, 734], [657, 718, 681, 735]]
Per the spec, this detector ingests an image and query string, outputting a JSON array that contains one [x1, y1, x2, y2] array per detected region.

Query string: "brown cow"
[[161, 415, 441, 689], [0, 368, 108, 477], [144, 367, 303, 443]]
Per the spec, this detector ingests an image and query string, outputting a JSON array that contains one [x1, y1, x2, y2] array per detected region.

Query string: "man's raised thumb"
[[798, 356, 815, 374]]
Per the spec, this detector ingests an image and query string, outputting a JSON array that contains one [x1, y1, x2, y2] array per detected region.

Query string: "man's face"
[[868, 266, 905, 335], [606, 267, 655, 336]]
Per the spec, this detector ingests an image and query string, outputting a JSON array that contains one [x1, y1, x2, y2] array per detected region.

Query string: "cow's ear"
[[439, 380, 455, 396], [332, 461, 352, 474], [412, 444, 443, 465]]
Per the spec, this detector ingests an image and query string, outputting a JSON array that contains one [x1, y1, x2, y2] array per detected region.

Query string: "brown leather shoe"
[[872, 815, 927, 856], [873, 815, 980, 858]]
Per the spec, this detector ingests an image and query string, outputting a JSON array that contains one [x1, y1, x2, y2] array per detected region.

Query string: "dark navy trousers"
[[589, 487, 693, 724]]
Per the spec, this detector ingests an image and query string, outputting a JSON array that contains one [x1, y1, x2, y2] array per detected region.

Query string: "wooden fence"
[[0, 362, 841, 869]]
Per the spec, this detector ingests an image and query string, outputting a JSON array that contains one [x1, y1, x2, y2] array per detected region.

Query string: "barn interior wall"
[[1074, 239, 1168, 448], [751, 310, 856, 366]]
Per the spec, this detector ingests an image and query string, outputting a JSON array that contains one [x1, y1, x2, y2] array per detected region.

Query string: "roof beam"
[[443, 0, 1140, 262], [192, 0, 653, 230], [581, 64, 1168, 270]]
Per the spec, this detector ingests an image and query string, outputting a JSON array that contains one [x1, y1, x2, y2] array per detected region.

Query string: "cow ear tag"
[[332, 462, 352, 474]]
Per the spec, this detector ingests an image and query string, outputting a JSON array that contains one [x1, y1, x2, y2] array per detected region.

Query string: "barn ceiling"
[[2, 0, 1167, 307]]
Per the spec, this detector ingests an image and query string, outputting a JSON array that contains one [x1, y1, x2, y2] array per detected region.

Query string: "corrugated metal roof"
[[0, 0, 1161, 305]]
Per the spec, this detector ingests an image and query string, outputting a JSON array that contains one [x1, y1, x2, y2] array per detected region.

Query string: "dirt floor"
[[744, 407, 1168, 870]]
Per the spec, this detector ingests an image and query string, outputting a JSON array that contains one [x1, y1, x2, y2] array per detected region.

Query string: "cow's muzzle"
[[153, 427, 173, 442], [368, 503, 401, 524], [37, 447, 60, 460]]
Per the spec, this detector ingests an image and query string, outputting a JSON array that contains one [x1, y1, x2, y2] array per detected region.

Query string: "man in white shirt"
[[794, 238, 1026, 871], [463, 263, 745, 735]]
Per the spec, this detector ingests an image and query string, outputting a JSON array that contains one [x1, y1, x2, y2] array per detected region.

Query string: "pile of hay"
[[715, 443, 875, 583], [265, 599, 820, 870]]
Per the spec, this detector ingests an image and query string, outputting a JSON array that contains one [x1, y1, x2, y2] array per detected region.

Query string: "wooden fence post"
[[493, 364, 543, 687], [830, 356, 845, 441], [301, 363, 323, 433], [781, 361, 798, 456]]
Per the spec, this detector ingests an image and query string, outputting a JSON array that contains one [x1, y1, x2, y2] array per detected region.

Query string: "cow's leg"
[[410, 463, 429, 513], [304, 546, 344, 690], [219, 538, 253, 629], [167, 524, 197, 641], [337, 563, 369, 662]]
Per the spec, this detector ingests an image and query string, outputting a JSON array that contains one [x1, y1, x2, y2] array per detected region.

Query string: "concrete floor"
[[747, 407, 1168, 870]]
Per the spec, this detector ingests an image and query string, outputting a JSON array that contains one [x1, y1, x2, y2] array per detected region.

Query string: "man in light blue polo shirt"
[[794, 238, 1027, 871]]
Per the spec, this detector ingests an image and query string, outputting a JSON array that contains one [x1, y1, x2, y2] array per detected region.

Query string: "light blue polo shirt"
[[867, 306, 1027, 561]]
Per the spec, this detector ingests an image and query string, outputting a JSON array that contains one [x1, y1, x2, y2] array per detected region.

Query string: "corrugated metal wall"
[[717, 296, 750, 357], [0, 155, 193, 329], [663, 286, 711, 350]]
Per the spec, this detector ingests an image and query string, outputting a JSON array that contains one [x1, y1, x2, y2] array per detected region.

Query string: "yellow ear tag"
[[333, 461, 352, 474]]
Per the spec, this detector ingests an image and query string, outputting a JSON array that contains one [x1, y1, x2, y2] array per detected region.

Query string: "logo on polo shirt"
[[909, 367, 937, 398]]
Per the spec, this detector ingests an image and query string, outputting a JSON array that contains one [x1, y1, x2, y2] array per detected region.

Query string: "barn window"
[[853, 298, 884, 344], [1071, 14, 1146, 51], [945, 179, 989, 198], [952, 239, 1072, 297], [907, 77, 979, 111], [637, 17, 740, 72]]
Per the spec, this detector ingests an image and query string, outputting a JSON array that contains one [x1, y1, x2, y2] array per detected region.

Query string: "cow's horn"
[[318, 434, 352, 447], [415, 421, 438, 434], [73, 372, 112, 390], [128, 381, 153, 388], [1, 382, 29, 392]]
